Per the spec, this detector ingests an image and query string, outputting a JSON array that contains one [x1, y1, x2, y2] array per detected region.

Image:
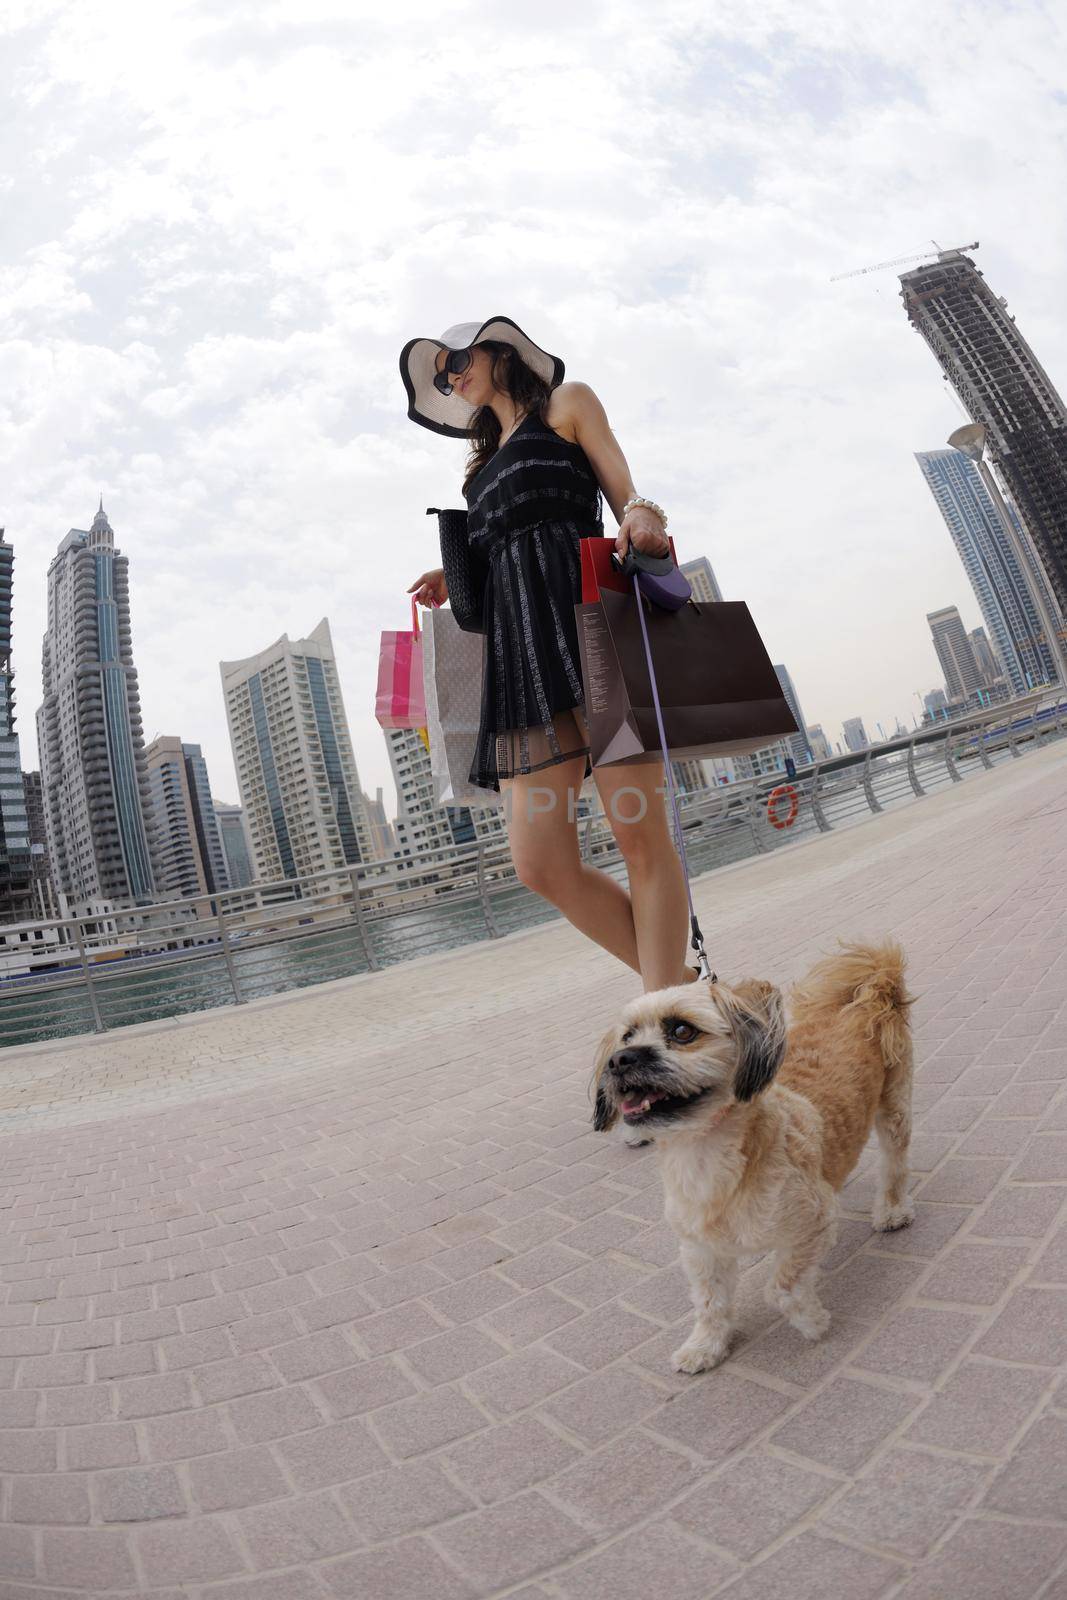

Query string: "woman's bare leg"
[[594, 760, 691, 992], [502, 756, 642, 973]]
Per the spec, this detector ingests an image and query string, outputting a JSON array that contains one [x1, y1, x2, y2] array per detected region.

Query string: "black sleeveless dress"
[[465, 411, 603, 792]]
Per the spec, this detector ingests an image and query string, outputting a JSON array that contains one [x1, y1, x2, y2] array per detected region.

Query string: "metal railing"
[[7, 689, 1066, 1049]]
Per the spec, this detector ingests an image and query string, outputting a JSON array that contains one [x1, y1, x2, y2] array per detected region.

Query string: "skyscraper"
[[807, 725, 832, 762], [842, 717, 869, 753], [36, 503, 157, 918], [386, 727, 506, 860], [144, 737, 230, 902], [915, 448, 1055, 694], [900, 251, 1067, 615], [23, 771, 61, 922], [680, 556, 724, 604], [773, 665, 814, 766], [221, 619, 374, 884], [0, 530, 33, 924], [927, 607, 981, 702], [969, 627, 1001, 687], [214, 803, 255, 889]]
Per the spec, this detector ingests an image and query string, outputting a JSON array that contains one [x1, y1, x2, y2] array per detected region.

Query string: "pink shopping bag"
[[375, 598, 429, 729]]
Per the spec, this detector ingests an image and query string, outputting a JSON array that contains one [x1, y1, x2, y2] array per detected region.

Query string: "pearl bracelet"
[[621, 496, 668, 530]]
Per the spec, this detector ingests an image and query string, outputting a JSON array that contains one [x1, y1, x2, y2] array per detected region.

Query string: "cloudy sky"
[[4, 0, 1066, 813]]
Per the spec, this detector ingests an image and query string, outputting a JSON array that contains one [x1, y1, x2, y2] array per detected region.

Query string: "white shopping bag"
[[422, 607, 502, 809]]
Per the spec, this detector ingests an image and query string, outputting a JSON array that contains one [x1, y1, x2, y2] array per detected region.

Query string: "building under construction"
[[900, 251, 1067, 619]]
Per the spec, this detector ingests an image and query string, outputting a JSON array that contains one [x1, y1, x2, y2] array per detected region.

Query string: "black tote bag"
[[576, 591, 798, 766], [426, 507, 487, 634]]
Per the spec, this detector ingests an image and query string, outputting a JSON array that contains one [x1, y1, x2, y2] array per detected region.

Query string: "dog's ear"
[[590, 1026, 620, 1132], [720, 980, 787, 1102]]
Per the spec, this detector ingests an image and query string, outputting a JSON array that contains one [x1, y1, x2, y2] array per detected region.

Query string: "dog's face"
[[591, 978, 787, 1136]]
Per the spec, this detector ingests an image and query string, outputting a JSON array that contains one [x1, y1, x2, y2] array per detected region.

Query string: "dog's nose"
[[609, 1047, 649, 1075]]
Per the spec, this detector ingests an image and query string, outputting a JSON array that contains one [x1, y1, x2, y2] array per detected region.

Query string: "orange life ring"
[[767, 784, 799, 829]]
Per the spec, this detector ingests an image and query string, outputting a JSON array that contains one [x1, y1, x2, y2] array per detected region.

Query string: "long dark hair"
[[461, 341, 552, 494]]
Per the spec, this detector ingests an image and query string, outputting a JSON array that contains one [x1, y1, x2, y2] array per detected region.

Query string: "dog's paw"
[[872, 1197, 916, 1232], [671, 1337, 729, 1374], [789, 1301, 831, 1342]]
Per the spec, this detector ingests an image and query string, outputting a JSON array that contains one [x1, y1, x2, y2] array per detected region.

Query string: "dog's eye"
[[621, 1028, 635, 1044], [667, 1020, 697, 1043]]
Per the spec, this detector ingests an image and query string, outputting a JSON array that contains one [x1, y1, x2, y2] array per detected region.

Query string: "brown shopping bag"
[[576, 590, 798, 767]]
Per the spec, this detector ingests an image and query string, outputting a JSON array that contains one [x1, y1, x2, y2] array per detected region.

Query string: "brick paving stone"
[[65, 1420, 140, 1470], [547, 1429, 700, 1532], [536, 1366, 668, 1447], [237, 1490, 361, 1570], [137, 1516, 246, 1585], [335, 1458, 475, 1542], [672, 1448, 836, 1559], [976, 1285, 1067, 1366], [851, 1305, 983, 1384], [324, 1537, 475, 1600], [981, 1414, 1067, 1519], [41, 1527, 139, 1589], [314, 1355, 415, 1418], [921, 1241, 1031, 1304], [771, 1375, 921, 1472], [228, 1384, 322, 1444], [189, 1443, 289, 1511], [554, 1520, 737, 1600], [823, 1445, 988, 1556], [278, 1416, 390, 1489], [8, 1474, 91, 1524], [445, 1415, 580, 1503], [400, 1325, 505, 1385], [892, 1518, 1067, 1600], [649, 1370, 792, 1461], [905, 1359, 1051, 1455], [465, 1346, 585, 1416], [368, 1387, 488, 1458], [916, 1158, 1011, 1205], [432, 1489, 591, 1591], [974, 1184, 1066, 1237], [144, 1404, 231, 1458], [95, 1463, 188, 1521], [709, 1530, 901, 1600]]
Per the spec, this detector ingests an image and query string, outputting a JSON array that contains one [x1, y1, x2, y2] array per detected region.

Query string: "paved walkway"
[[1, 744, 1066, 1599]]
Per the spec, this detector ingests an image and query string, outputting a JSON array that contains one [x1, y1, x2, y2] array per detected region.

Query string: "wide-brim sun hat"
[[399, 315, 565, 438]]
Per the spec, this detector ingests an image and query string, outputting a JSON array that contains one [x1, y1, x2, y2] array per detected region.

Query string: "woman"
[[402, 316, 693, 994]]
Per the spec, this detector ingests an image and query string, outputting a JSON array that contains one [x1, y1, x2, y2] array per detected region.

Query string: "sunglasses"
[[433, 346, 473, 396]]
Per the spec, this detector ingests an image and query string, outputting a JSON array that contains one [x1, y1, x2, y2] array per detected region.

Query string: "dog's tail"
[[792, 941, 913, 1076]]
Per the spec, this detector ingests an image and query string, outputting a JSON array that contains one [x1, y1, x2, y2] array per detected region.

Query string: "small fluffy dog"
[[592, 942, 914, 1373]]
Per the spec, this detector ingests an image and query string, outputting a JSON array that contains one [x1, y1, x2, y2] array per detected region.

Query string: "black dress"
[[465, 411, 603, 792]]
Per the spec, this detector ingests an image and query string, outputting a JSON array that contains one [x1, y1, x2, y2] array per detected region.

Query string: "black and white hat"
[[399, 315, 565, 437]]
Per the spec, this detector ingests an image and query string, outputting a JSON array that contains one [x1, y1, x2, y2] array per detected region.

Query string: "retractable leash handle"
[[630, 572, 717, 985]]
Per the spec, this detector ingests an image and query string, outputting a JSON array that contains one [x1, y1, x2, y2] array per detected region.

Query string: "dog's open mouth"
[[619, 1086, 711, 1124]]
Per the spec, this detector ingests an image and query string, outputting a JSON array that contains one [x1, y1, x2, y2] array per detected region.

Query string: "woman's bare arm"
[[547, 382, 669, 557]]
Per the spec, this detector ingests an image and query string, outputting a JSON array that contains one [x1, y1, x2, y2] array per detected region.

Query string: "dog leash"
[[631, 573, 717, 985]]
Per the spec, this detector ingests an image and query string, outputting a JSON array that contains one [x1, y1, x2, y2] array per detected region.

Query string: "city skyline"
[[4, 5, 1066, 813]]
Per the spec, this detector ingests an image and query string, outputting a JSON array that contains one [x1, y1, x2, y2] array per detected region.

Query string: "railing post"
[[580, 810, 595, 863], [942, 731, 962, 782], [1006, 716, 1021, 759], [861, 749, 883, 813], [72, 922, 105, 1034], [906, 738, 925, 797], [216, 902, 245, 1005], [974, 718, 994, 769], [348, 866, 381, 971], [747, 785, 768, 852], [809, 764, 833, 833], [476, 843, 501, 938]]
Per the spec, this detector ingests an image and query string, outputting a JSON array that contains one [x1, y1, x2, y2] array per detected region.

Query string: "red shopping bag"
[[580, 535, 679, 602], [375, 599, 429, 730]]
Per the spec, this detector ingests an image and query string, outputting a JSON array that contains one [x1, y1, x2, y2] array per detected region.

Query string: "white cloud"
[[2, 0, 1065, 818]]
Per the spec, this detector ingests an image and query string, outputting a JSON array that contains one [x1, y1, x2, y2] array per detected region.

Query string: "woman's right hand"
[[407, 567, 448, 607]]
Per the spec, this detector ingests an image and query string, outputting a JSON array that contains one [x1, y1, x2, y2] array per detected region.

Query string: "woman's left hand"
[[616, 507, 669, 560]]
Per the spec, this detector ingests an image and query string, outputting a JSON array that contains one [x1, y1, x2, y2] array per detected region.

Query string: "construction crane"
[[830, 240, 979, 283]]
